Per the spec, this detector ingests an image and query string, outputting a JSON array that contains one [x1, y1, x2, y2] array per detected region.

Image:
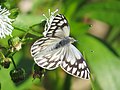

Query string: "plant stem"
[[10, 56, 17, 69], [14, 27, 42, 37], [22, 28, 31, 41], [5, 50, 17, 69]]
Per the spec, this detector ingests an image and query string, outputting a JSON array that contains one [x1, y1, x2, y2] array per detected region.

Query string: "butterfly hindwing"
[[43, 14, 70, 38], [60, 44, 90, 79], [34, 47, 65, 70]]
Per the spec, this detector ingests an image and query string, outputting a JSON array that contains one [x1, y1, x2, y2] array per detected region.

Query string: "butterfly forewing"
[[31, 37, 65, 70], [43, 14, 70, 38], [60, 44, 90, 79], [31, 37, 60, 56]]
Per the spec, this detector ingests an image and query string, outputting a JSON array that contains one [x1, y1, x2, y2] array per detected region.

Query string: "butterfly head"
[[69, 37, 76, 43]]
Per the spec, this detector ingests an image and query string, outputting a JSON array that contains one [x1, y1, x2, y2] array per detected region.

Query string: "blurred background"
[[0, 0, 120, 90]]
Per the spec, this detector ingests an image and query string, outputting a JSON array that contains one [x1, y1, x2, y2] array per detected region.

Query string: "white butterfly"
[[31, 9, 90, 79]]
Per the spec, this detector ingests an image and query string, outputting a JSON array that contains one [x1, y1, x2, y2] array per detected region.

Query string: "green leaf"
[[91, 79, 102, 90], [62, 75, 71, 90], [13, 14, 44, 29], [62, 0, 85, 20], [9, 8, 19, 19], [70, 22, 90, 36], [84, 11, 120, 26], [76, 34, 120, 90], [0, 83, 1, 90], [76, 1, 120, 26], [0, 48, 36, 90], [106, 27, 120, 56], [0, 0, 6, 3], [13, 14, 44, 37]]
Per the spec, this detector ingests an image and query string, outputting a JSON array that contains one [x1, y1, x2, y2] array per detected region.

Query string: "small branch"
[[10, 56, 17, 69], [14, 27, 42, 37], [5, 50, 17, 69]]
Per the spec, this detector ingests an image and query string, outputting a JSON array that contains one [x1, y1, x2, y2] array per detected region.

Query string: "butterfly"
[[30, 9, 90, 79]]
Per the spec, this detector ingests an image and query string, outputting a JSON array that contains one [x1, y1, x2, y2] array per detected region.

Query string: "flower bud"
[[8, 37, 22, 51], [10, 68, 25, 83], [33, 64, 45, 80], [0, 58, 11, 69]]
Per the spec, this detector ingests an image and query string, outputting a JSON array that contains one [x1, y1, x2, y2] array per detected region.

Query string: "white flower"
[[0, 6, 14, 38]]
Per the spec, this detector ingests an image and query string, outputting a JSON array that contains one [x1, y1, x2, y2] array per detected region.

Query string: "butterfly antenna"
[[43, 14, 50, 25], [43, 14, 48, 20], [51, 9, 58, 16], [42, 9, 59, 36]]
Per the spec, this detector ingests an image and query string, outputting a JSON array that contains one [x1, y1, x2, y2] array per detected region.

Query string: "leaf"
[[62, 75, 71, 90], [106, 27, 120, 56], [0, 47, 37, 90], [62, 0, 85, 20], [13, 14, 44, 37], [13, 14, 44, 30], [76, 1, 120, 26], [91, 79, 102, 90], [84, 11, 120, 26], [0, 83, 1, 90], [75, 34, 120, 90], [9, 8, 19, 19], [70, 22, 90, 36]]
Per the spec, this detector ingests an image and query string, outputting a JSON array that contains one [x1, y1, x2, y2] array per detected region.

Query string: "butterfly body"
[[31, 12, 90, 79], [54, 37, 75, 49]]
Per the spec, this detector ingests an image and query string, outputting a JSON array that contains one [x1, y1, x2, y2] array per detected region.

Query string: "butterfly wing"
[[60, 44, 90, 79], [43, 14, 70, 38], [31, 37, 65, 70]]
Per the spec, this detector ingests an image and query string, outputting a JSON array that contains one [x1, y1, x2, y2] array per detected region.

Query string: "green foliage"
[[76, 1, 120, 26], [0, 0, 120, 90], [13, 14, 44, 37], [77, 34, 120, 90]]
